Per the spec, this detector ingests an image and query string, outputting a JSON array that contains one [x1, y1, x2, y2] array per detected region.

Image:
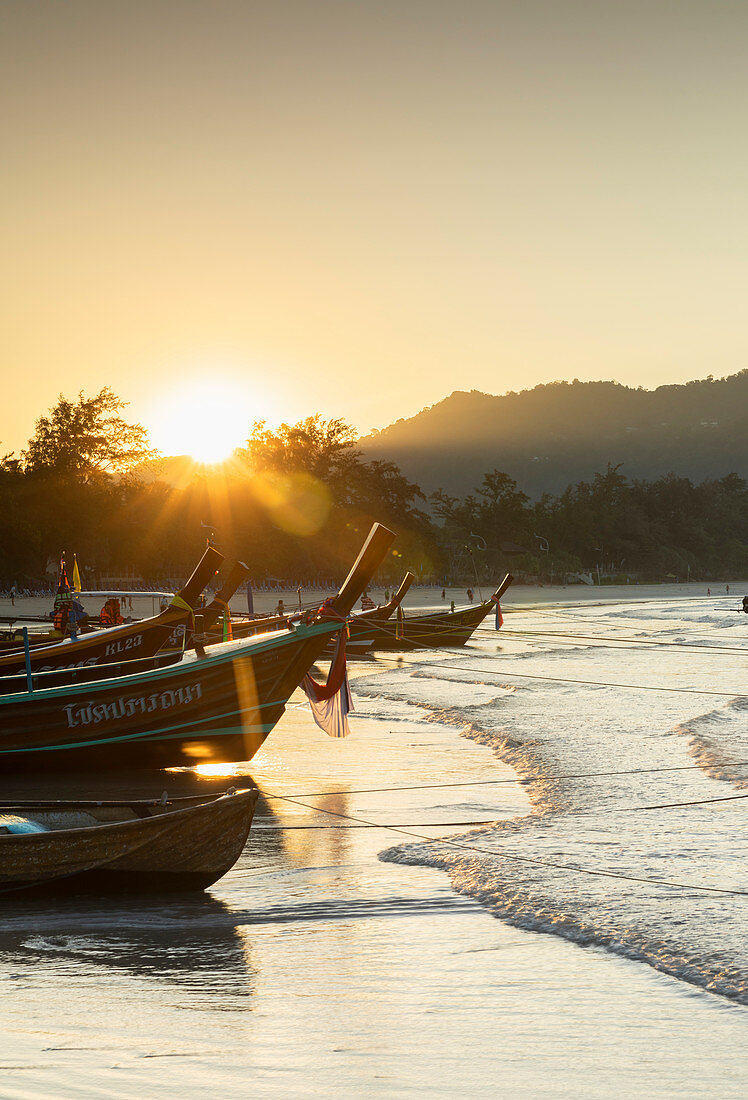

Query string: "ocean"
[[0, 587, 746, 1096]]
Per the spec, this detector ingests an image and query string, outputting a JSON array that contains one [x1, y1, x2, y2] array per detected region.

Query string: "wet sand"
[[0, 584, 746, 1095]]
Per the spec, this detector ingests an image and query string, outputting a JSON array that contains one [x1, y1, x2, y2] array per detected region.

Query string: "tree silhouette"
[[23, 388, 157, 480]]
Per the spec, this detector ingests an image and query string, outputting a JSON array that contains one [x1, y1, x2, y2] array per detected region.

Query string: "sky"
[[2, 0, 748, 458]]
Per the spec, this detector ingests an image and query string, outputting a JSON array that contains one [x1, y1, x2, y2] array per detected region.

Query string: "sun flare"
[[149, 377, 271, 465]]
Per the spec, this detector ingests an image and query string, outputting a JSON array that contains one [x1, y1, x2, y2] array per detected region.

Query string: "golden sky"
[[2, 0, 747, 457]]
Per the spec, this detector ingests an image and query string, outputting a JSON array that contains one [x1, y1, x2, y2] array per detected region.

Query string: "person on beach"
[[276, 599, 285, 617], [467, 588, 474, 602], [441, 588, 446, 600], [450, 600, 455, 612], [726, 584, 730, 594], [707, 587, 711, 596], [10, 584, 15, 606]]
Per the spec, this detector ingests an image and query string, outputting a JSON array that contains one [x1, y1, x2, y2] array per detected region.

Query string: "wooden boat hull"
[[342, 610, 398, 656], [371, 601, 497, 650], [0, 622, 339, 771], [0, 614, 186, 676], [324, 573, 418, 657], [0, 789, 258, 894], [0, 627, 65, 652], [0, 546, 223, 677]]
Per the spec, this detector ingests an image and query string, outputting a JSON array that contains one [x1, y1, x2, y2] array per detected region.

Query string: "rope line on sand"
[[364, 650, 748, 699], [261, 789, 748, 824], [280, 759, 748, 798], [265, 793, 748, 897], [256, 787, 748, 829], [494, 626, 748, 656], [494, 603, 746, 645], [351, 607, 746, 698]]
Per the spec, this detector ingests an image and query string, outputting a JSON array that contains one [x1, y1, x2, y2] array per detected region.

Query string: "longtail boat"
[[0, 788, 257, 895], [324, 571, 416, 656], [161, 560, 252, 652], [0, 523, 394, 770], [371, 574, 513, 650], [205, 572, 417, 657], [0, 547, 223, 678], [0, 590, 176, 652]]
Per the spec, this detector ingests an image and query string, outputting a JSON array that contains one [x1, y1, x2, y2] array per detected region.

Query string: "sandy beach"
[[0, 581, 746, 1095]]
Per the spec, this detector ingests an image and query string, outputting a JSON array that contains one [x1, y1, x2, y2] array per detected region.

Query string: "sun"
[[149, 377, 268, 465]]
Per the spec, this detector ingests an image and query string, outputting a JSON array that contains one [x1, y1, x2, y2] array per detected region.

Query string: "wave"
[[361, 603, 748, 1003], [675, 698, 748, 789]]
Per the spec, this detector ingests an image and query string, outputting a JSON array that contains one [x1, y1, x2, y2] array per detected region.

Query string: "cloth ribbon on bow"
[[213, 597, 233, 641], [301, 631, 354, 738], [168, 593, 196, 630]]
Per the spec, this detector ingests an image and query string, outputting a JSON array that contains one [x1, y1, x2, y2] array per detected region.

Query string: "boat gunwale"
[[0, 788, 257, 845], [0, 620, 340, 705]]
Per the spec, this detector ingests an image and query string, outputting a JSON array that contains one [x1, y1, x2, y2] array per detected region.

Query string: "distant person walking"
[[467, 588, 474, 603], [276, 599, 285, 617], [441, 588, 446, 600], [726, 584, 730, 594], [10, 584, 15, 606], [707, 587, 711, 596]]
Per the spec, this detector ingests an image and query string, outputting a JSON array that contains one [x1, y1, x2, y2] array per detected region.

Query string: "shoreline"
[[1, 577, 746, 628], [0, 594, 746, 1094]]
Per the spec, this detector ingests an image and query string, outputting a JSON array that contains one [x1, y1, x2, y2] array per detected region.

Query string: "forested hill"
[[361, 372, 748, 498]]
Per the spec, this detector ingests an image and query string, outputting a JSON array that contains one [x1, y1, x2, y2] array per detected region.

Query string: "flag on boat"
[[492, 594, 503, 630], [246, 580, 254, 617], [301, 632, 354, 738], [57, 554, 71, 596], [72, 554, 82, 594]]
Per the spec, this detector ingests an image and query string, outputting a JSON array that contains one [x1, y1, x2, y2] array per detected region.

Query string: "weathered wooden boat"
[[0, 590, 176, 652], [161, 560, 252, 652], [371, 574, 513, 650], [325, 571, 416, 656], [0, 523, 394, 770], [203, 572, 417, 657], [0, 547, 223, 678], [0, 788, 258, 895]]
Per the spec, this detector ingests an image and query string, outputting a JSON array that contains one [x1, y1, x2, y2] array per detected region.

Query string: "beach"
[[0, 582, 747, 1096]]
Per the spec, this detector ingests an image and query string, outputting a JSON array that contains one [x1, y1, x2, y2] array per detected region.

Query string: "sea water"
[[0, 592, 746, 1096]]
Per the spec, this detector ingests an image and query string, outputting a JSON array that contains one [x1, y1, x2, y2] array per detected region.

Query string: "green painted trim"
[[0, 721, 277, 755], [0, 621, 339, 705]]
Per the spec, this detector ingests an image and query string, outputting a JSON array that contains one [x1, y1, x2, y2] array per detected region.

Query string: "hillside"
[[361, 372, 748, 498]]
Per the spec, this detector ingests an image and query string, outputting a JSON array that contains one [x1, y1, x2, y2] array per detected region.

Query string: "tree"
[[23, 388, 157, 479], [242, 415, 359, 488]]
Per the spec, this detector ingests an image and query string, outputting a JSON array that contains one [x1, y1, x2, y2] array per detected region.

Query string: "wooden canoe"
[[0, 788, 258, 894], [0, 523, 395, 770], [0, 546, 224, 678], [371, 574, 513, 650]]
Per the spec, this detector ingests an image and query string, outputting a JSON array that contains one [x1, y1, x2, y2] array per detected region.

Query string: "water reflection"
[[0, 892, 256, 1000]]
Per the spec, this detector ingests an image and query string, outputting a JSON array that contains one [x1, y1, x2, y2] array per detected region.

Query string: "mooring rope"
[[261, 792, 748, 898]]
